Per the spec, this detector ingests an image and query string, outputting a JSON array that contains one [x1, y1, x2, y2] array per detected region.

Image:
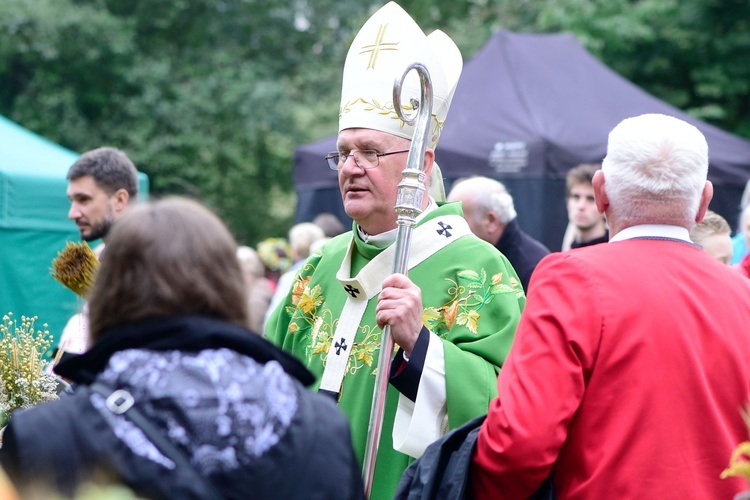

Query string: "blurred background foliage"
[[1, 0, 748, 244]]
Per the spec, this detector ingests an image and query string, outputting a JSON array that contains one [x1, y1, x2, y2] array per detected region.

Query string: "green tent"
[[0, 114, 148, 345]]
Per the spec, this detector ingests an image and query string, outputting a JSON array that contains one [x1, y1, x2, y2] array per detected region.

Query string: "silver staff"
[[362, 62, 433, 498]]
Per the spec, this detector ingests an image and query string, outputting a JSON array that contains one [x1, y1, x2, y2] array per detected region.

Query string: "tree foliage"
[[0, 0, 748, 244], [529, 0, 750, 136]]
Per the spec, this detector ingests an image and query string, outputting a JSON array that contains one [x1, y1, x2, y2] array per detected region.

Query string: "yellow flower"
[[298, 285, 323, 315], [491, 272, 504, 285], [288, 323, 299, 334]]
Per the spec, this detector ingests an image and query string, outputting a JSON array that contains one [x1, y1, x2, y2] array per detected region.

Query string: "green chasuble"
[[266, 202, 525, 499]]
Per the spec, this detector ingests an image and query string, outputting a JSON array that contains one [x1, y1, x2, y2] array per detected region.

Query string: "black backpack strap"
[[89, 382, 223, 500]]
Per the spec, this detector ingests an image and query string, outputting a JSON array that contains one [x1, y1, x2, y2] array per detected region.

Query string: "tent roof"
[[0, 115, 81, 231], [295, 30, 750, 188], [0, 116, 84, 344], [0, 114, 79, 177], [437, 30, 750, 184]]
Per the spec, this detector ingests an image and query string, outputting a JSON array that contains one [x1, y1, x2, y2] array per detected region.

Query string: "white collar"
[[609, 224, 691, 243], [357, 197, 438, 247]]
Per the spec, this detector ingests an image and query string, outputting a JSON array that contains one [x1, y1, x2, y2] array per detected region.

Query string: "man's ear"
[[485, 210, 501, 233], [423, 148, 435, 179], [111, 188, 130, 215], [592, 170, 608, 214], [695, 180, 714, 223]]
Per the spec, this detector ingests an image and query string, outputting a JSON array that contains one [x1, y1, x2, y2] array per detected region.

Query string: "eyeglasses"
[[324, 149, 410, 171]]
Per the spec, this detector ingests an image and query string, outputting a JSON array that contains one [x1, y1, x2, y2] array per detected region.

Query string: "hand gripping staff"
[[362, 62, 433, 498]]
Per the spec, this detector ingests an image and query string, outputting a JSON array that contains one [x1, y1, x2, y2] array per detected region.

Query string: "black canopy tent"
[[294, 30, 750, 250]]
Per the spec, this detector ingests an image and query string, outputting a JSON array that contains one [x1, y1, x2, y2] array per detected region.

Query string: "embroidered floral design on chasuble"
[[423, 271, 523, 335], [286, 265, 381, 377], [285, 261, 524, 378]]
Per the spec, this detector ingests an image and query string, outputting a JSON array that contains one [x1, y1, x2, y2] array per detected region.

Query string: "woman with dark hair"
[[0, 197, 363, 500]]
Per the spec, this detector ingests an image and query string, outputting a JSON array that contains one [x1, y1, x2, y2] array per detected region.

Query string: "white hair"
[[601, 113, 708, 225], [453, 176, 517, 224], [289, 222, 325, 260]]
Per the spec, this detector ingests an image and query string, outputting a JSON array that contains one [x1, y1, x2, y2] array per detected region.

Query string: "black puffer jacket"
[[0, 315, 364, 500]]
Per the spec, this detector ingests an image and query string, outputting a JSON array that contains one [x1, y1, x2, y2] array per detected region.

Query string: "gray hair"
[[289, 222, 325, 260], [453, 176, 517, 224], [312, 213, 346, 237], [601, 114, 708, 225]]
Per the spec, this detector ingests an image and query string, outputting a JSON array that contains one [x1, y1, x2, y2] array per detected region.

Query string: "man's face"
[[702, 233, 733, 265], [67, 175, 115, 241], [456, 198, 485, 239], [447, 186, 491, 243], [337, 128, 411, 235], [567, 182, 603, 231]]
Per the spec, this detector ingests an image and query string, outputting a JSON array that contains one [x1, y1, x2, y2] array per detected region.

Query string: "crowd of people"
[[2, 2, 750, 499]]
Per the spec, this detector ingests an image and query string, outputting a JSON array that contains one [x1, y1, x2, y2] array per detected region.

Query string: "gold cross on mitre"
[[359, 23, 399, 70]]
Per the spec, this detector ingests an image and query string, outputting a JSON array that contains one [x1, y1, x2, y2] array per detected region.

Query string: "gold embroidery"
[[339, 97, 445, 146], [297, 284, 323, 315], [422, 267, 523, 337], [350, 326, 380, 375], [290, 275, 311, 306], [286, 272, 381, 377], [359, 23, 399, 69], [286, 260, 523, 375]]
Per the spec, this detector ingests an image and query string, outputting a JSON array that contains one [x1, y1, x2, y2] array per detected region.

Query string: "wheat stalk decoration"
[[50, 242, 100, 298]]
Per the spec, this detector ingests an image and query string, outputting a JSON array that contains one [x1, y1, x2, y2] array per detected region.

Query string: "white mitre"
[[338, 2, 463, 150]]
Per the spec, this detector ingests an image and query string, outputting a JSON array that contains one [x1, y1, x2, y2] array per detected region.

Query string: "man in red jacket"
[[472, 113, 750, 499]]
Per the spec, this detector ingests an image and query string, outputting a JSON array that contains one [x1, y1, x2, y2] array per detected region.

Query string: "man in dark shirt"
[[564, 163, 609, 249], [448, 176, 550, 292]]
